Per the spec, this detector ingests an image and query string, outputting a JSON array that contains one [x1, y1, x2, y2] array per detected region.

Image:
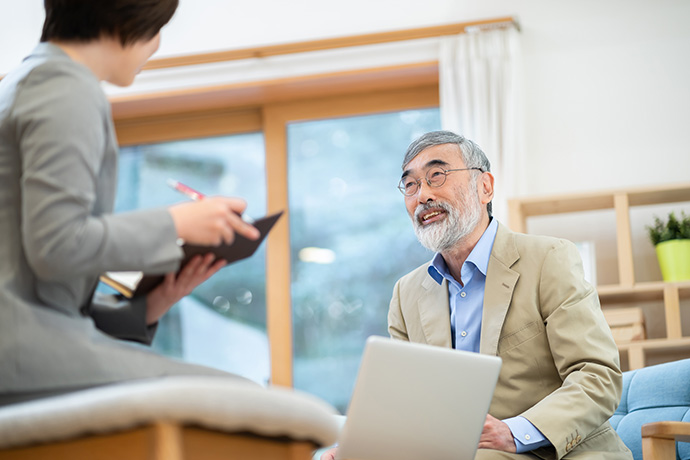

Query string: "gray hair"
[[403, 130, 492, 217]]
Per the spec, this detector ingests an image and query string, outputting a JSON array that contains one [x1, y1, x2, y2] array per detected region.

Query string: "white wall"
[[2, 0, 689, 291], [3, 0, 688, 192]]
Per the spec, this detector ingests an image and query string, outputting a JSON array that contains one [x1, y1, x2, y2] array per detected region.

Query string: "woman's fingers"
[[176, 254, 225, 288], [169, 197, 259, 246], [225, 197, 248, 216], [224, 210, 259, 243], [146, 254, 229, 324]]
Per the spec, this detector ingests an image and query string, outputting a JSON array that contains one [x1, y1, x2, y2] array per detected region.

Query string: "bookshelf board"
[[508, 183, 690, 369]]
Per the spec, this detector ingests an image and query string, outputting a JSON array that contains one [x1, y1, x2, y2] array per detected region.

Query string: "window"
[[288, 108, 441, 411], [113, 133, 270, 384], [113, 66, 440, 395]]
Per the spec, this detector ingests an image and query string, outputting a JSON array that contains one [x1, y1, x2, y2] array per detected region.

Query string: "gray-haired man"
[[323, 131, 631, 459]]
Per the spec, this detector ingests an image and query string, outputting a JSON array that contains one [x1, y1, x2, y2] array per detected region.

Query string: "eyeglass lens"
[[399, 166, 448, 196]]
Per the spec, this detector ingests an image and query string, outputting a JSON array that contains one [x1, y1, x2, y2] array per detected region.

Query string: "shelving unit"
[[508, 183, 690, 370]]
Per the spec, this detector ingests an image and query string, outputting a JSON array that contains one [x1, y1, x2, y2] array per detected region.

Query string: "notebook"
[[100, 211, 283, 297], [336, 336, 502, 460]]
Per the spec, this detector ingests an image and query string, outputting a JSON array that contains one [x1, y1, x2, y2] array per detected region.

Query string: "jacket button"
[[566, 441, 572, 451], [576, 435, 582, 443]]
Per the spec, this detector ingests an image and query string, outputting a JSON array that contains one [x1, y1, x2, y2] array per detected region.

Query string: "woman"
[[0, 0, 259, 406]]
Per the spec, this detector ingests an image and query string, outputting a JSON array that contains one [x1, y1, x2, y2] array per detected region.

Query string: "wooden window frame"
[[114, 74, 438, 387], [110, 16, 529, 385], [261, 84, 439, 386]]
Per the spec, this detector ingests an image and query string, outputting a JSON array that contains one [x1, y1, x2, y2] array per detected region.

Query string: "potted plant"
[[646, 211, 690, 282]]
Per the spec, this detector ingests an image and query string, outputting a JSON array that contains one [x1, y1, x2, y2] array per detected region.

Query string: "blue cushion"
[[612, 358, 690, 460], [626, 362, 690, 412]]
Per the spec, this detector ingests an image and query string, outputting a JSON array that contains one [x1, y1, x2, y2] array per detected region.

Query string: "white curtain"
[[439, 26, 522, 224]]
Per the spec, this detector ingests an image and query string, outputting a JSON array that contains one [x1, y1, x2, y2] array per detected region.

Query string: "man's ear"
[[479, 172, 495, 206]]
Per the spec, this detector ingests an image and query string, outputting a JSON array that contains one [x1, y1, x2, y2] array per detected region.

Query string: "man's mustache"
[[414, 201, 452, 223]]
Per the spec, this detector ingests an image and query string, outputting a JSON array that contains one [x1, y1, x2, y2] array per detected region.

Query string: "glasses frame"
[[398, 166, 483, 196]]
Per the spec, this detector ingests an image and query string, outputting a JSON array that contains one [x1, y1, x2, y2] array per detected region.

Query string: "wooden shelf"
[[617, 337, 690, 370], [509, 182, 690, 370], [509, 182, 690, 222], [598, 281, 690, 303], [617, 337, 690, 352]]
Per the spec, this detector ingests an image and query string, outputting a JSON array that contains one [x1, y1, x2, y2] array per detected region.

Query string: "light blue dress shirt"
[[427, 218, 550, 453]]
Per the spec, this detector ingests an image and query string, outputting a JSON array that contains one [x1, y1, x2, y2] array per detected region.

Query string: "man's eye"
[[404, 180, 417, 190]]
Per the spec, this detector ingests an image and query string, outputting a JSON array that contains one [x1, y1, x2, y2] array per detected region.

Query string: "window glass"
[[288, 109, 441, 412], [113, 133, 269, 384]]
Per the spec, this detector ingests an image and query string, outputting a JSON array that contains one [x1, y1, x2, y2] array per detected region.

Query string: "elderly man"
[[324, 131, 631, 459]]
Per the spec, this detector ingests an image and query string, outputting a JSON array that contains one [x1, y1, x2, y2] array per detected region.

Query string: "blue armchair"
[[611, 358, 690, 460]]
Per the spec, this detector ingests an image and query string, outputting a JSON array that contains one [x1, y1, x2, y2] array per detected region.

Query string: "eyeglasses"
[[398, 166, 483, 196]]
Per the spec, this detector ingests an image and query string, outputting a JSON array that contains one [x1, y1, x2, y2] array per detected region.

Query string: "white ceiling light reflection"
[[298, 247, 336, 264]]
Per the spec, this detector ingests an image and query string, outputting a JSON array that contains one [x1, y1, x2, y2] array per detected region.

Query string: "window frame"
[[113, 60, 439, 388]]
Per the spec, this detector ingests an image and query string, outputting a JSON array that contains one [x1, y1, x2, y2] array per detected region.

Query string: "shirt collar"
[[427, 253, 447, 285], [427, 218, 499, 285]]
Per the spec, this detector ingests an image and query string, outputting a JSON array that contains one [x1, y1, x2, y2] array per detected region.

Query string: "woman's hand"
[[169, 197, 259, 246], [145, 253, 226, 325]]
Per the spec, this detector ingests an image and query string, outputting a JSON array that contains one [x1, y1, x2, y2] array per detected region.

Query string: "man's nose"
[[416, 180, 436, 203]]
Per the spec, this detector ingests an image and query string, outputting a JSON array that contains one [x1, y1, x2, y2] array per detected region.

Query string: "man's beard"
[[412, 183, 482, 253]]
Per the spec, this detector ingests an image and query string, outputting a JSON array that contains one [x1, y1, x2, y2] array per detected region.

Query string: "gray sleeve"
[[14, 62, 183, 282]]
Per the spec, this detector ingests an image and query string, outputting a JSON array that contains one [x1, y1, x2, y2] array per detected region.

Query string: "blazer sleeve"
[[388, 279, 409, 341], [521, 239, 623, 459], [15, 64, 182, 283]]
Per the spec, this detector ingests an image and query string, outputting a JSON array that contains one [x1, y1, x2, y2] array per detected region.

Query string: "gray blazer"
[[0, 43, 233, 399]]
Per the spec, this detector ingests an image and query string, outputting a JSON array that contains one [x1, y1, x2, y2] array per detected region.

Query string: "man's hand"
[[145, 253, 226, 324], [320, 416, 513, 459], [478, 414, 516, 452], [320, 447, 338, 460]]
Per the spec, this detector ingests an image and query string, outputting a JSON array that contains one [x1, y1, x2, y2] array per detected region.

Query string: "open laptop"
[[336, 336, 502, 460]]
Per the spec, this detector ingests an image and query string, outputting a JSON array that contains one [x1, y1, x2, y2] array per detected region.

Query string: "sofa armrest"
[[641, 421, 690, 460]]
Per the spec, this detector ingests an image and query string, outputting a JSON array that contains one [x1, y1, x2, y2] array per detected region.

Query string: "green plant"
[[647, 211, 690, 245]]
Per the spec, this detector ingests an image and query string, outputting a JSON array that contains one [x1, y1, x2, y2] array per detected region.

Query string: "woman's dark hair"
[[41, 0, 179, 46]]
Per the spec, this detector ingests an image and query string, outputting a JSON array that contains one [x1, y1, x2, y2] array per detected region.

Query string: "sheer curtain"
[[439, 25, 522, 224]]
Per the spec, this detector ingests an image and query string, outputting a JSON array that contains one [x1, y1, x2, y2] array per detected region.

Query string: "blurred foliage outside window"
[[288, 108, 441, 412], [111, 133, 270, 384], [109, 108, 441, 407]]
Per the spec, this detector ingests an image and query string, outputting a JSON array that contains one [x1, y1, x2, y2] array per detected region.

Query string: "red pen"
[[167, 179, 205, 201], [167, 178, 254, 223]]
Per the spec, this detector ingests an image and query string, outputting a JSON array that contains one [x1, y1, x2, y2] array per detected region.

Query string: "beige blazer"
[[388, 223, 632, 459]]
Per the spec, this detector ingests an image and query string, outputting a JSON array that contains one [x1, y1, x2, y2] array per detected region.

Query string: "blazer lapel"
[[480, 223, 520, 356], [419, 274, 453, 348]]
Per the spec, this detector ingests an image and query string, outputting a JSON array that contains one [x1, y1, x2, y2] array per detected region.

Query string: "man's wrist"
[[503, 416, 551, 453]]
